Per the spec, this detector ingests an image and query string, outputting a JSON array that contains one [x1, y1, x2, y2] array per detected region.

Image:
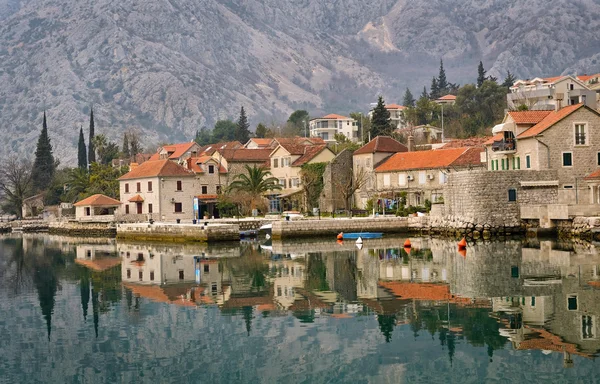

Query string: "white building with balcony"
[[508, 75, 597, 111], [309, 114, 358, 143]]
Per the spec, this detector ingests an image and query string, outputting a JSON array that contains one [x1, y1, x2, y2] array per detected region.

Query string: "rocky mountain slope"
[[1, 0, 600, 162]]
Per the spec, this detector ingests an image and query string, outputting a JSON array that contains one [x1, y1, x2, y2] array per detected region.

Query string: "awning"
[[492, 123, 508, 134], [196, 194, 218, 203], [279, 189, 303, 198], [128, 194, 144, 202], [520, 180, 559, 187]]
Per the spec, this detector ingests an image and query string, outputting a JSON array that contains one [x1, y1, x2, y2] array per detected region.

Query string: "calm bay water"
[[1, 234, 600, 383]]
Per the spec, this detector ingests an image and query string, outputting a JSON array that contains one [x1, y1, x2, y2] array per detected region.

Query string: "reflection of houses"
[[75, 243, 120, 272], [269, 259, 305, 310]]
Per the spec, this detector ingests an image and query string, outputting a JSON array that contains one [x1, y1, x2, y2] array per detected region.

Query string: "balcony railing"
[[492, 140, 516, 152]]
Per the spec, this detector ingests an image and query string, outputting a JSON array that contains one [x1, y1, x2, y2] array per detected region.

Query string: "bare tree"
[[0, 159, 33, 216], [335, 166, 370, 214]]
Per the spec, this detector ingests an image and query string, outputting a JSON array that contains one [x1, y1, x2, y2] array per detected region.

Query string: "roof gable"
[[291, 145, 333, 167], [505, 110, 552, 125], [74, 194, 122, 207], [215, 148, 272, 162], [517, 104, 586, 139], [354, 136, 408, 155], [118, 159, 194, 180]]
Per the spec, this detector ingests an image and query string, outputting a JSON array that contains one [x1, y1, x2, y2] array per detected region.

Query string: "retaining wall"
[[116, 223, 240, 243], [49, 221, 117, 237]]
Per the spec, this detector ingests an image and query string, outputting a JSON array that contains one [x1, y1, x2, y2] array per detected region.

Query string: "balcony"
[[492, 131, 516, 153]]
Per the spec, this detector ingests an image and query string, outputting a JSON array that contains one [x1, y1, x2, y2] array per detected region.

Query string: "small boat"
[[239, 230, 258, 239], [339, 232, 383, 239]]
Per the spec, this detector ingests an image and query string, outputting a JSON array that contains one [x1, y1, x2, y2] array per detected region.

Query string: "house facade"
[[374, 147, 484, 206], [118, 159, 197, 222], [353, 136, 408, 209], [485, 104, 600, 204], [309, 114, 359, 143], [74, 194, 121, 221], [507, 76, 597, 111]]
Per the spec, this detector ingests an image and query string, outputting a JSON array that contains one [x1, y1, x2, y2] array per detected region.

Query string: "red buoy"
[[404, 246, 411, 255], [403, 239, 412, 248], [458, 248, 467, 258], [458, 237, 467, 249], [337, 232, 344, 240]]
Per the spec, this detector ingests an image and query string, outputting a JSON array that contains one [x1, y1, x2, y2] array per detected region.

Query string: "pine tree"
[[77, 126, 87, 169], [31, 112, 56, 192], [402, 88, 415, 107], [420, 86, 429, 100], [88, 108, 96, 164], [370, 96, 392, 137], [477, 61, 487, 88], [430, 77, 440, 100], [502, 70, 517, 88], [255, 123, 267, 138], [122, 133, 130, 159], [437, 59, 448, 92], [235, 106, 251, 143]]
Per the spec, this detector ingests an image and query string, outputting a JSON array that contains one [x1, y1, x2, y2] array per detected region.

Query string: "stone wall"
[[271, 217, 413, 240], [320, 149, 353, 212], [49, 221, 117, 237], [0, 223, 11, 233], [441, 169, 559, 228], [116, 222, 240, 243]]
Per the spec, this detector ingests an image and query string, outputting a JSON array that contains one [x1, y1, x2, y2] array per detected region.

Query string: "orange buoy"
[[458, 248, 467, 258], [457, 237, 467, 249], [403, 246, 411, 255], [403, 239, 412, 248], [337, 232, 344, 240], [337, 239, 344, 245]]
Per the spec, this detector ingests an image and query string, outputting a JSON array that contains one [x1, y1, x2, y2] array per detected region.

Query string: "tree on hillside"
[[92, 134, 119, 165], [405, 95, 439, 127], [235, 106, 251, 143], [287, 110, 309, 135], [212, 120, 237, 142], [78, 126, 87, 170], [195, 127, 212, 146], [430, 77, 440, 100], [420, 86, 429, 100], [477, 61, 487, 88], [437, 59, 448, 91], [403, 88, 415, 107], [87, 163, 127, 199], [88, 108, 96, 164], [128, 130, 143, 157], [255, 123, 267, 138], [502, 70, 517, 88], [121, 133, 130, 158], [0, 159, 33, 216], [31, 112, 56, 192], [370, 96, 392, 137], [455, 80, 506, 136], [227, 165, 281, 210]]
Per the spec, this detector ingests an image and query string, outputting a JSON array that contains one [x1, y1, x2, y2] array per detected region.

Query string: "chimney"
[[186, 158, 192, 170], [407, 135, 415, 152], [555, 92, 564, 111]]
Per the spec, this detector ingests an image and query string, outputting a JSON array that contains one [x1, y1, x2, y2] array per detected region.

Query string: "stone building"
[[353, 136, 408, 209], [74, 194, 121, 221], [319, 149, 353, 213], [118, 159, 197, 222], [374, 147, 484, 207]]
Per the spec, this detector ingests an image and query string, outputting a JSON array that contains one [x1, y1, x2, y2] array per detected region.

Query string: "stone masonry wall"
[[320, 149, 353, 212], [49, 221, 117, 237], [441, 169, 559, 227], [271, 217, 413, 239], [116, 223, 240, 243]]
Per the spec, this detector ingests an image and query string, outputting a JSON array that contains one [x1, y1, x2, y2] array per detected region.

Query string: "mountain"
[[1, 0, 600, 162]]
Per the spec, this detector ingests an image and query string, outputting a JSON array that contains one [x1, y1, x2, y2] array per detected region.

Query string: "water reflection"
[[2, 234, 600, 382]]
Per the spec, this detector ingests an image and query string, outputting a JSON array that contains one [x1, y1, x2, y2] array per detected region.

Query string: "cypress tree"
[[88, 108, 96, 164], [437, 59, 448, 92], [31, 112, 56, 192], [403, 88, 415, 107], [235, 106, 251, 143], [477, 61, 487, 88], [502, 70, 516, 88], [430, 77, 440, 100], [122, 133, 130, 159], [420, 86, 429, 100], [370, 95, 392, 137], [78, 126, 87, 169]]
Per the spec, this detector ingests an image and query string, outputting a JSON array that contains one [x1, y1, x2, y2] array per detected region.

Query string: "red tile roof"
[[441, 137, 490, 148], [216, 148, 272, 162], [163, 142, 199, 160], [386, 104, 405, 110], [375, 147, 482, 172], [507, 110, 552, 125], [187, 156, 228, 174], [578, 73, 600, 82], [128, 194, 144, 203], [246, 138, 274, 147], [379, 282, 471, 304], [196, 194, 218, 201], [518, 104, 585, 139], [74, 194, 122, 207], [291, 144, 331, 166], [199, 141, 243, 156], [584, 169, 600, 180], [437, 94, 457, 101], [118, 159, 194, 180], [516, 326, 592, 358], [354, 136, 408, 155], [484, 133, 504, 145], [321, 113, 352, 120]]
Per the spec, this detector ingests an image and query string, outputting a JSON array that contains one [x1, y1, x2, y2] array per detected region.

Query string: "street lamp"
[[441, 103, 445, 143]]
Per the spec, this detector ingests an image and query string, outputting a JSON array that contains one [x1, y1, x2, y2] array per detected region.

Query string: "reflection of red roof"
[[222, 295, 273, 309], [517, 326, 592, 358], [518, 104, 585, 139], [291, 145, 331, 166], [128, 194, 144, 202], [354, 136, 408, 155], [118, 159, 194, 180], [75, 258, 121, 272], [375, 147, 483, 172], [379, 282, 473, 305], [507, 111, 552, 125], [74, 194, 122, 207], [124, 283, 197, 307]]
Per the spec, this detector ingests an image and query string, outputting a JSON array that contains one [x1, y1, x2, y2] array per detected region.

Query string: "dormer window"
[[208, 165, 215, 174]]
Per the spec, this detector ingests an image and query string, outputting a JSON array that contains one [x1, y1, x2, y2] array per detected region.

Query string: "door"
[[136, 203, 143, 214]]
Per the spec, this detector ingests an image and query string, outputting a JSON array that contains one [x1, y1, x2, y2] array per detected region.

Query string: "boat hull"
[[341, 232, 383, 239]]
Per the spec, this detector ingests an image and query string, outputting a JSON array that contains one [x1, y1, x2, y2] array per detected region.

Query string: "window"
[[201, 186, 208, 194], [575, 123, 587, 145], [137, 182, 141, 192], [568, 295, 578, 311], [148, 181, 152, 192], [508, 188, 517, 202], [211, 283, 218, 294], [383, 174, 391, 187], [150, 271, 155, 281], [531, 297, 536, 307], [216, 185, 222, 194], [125, 205, 130, 214], [208, 165, 215, 174], [526, 155, 531, 169], [126, 269, 131, 278], [204, 264, 209, 273], [138, 271, 143, 281], [179, 270, 184, 280], [292, 178, 300, 188], [511, 266, 519, 278], [494, 159, 499, 171], [419, 171, 426, 184], [513, 157, 520, 170], [148, 204, 153, 214], [597, 152, 600, 166], [322, 132, 328, 141], [501, 158, 506, 170], [279, 178, 285, 186], [85, 207, 91, 216], [582, 315, 594, 339], [439, 172, 447, 184], [125, 183, 129, 193], [174, 202, 183, 213], [563, 185, 574, 189], [273, 158, 278, 168], [176, 180, 182, 191], [562, 152, 573, 167], [399, 174, 407, 186], [491, 160, 496, 171]]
